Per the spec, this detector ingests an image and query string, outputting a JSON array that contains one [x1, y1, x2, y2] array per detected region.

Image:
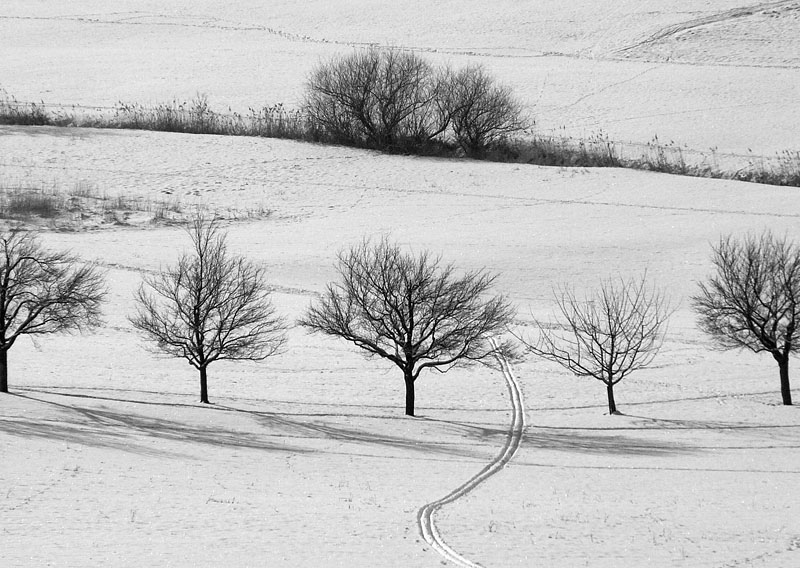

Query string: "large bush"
[[304, 49, 448, 149], [443, 65, 527, 156], [304, 50, 525, 154]]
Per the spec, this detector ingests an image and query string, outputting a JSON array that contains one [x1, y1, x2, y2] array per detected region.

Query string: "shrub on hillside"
[[443, 65, 527, 157], [304, 49, 449, 150]]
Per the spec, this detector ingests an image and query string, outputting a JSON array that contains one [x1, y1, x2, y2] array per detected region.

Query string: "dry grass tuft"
[[0, 177, 272, 230]]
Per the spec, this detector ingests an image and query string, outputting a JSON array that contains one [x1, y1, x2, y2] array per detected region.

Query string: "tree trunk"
[[199, 366, 209, 404], [606, 382, 618, 415], [0, 349, 7, 393], [778, 357, 792, 406], [404, 369, 415, 417]]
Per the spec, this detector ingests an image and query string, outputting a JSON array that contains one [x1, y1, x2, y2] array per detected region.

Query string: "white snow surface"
[[2, 2, 800, 567]]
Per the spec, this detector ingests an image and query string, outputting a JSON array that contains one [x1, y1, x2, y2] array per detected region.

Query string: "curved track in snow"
[[417, 342, 525, 567], [612, 0, 799, 57]]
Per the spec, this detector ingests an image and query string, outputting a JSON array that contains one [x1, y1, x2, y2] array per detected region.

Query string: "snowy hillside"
[[1, 2, 799, 567]]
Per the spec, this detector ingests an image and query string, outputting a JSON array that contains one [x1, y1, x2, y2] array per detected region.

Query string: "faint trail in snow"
[[1, 461, 81, 513], [95, 261, 155, 274], [4, 11, 798, 68], [4, 158, 800, 219], [0, 13, 325, 45], [417, 340, 525, 567], [94, 261, 316, 297], [612, 0, 799, 57], [514, 461, 800, 475], [365, 184, 800, 219], [0, 13, 548, 60], [556, 65, 659, 110]]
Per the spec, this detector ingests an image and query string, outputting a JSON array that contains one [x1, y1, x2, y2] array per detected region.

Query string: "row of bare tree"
[[524, 232, 800, 412], [0, 222, 797, 415]]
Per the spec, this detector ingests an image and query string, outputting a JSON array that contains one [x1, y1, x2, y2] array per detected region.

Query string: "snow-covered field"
[[2, 2, 800, 567]]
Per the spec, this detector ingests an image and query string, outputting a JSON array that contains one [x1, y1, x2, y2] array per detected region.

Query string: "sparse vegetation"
[[0, 177, 271, 228], [489, 133, 800, 186], [0, 189, 62, 219], [114, 95, 320, 141], [734, 150, 800, 187], [0, 91, 70, 126]]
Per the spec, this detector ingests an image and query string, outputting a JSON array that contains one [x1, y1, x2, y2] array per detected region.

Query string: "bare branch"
[[692, 231, 800, 405], [443, 64, 528, 157], [129, 217, 287, 403], [0, 230, 106, 393], [304, 48, 445, 149], [516, 273, 671, 414], [299, 236, 515, 415]]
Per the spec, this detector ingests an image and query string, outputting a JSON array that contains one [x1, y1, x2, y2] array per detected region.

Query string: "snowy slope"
[[0, 128, 798, 566], [1, 1, 800, 566]]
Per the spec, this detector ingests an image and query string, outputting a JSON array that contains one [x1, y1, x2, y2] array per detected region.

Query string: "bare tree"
[[518, 274, 671, 414], [304, 48, 448, 148], [693, 232, 800, 405], [130, 218, 287, 404], [300, 237, 515, 416], [443, 65, 527, 157], [0, 230, 106, 393]]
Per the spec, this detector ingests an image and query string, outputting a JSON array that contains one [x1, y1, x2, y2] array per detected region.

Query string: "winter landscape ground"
[[1, 2, 800, 567]]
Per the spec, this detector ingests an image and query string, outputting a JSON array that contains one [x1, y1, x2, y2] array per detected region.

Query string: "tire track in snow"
[[417, 340, 525, 567]]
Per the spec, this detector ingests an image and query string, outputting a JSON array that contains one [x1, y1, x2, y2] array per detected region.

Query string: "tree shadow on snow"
[[521, 427, 696, 456], [423, 416, 696, 456], [421, 416, 508, 441], [217, 404, 489, 461], [5, 390, 489, 461], [623, 414, 800, 431], [529, 390, 781, 412], [3, 393, 310, 457]]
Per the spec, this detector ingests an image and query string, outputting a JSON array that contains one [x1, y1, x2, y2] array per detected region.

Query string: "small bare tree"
[[304, 48, 448, 148], [443, 65, 527, 156], [300, 237, 515, 416], [693, 232, 800, 405], [130, 218, 287, 404], [0, 230, 106, 393], [519, 274, 671, 414]]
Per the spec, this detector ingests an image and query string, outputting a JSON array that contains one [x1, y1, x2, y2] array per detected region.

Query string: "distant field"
[[1, 1, 799, 155]]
